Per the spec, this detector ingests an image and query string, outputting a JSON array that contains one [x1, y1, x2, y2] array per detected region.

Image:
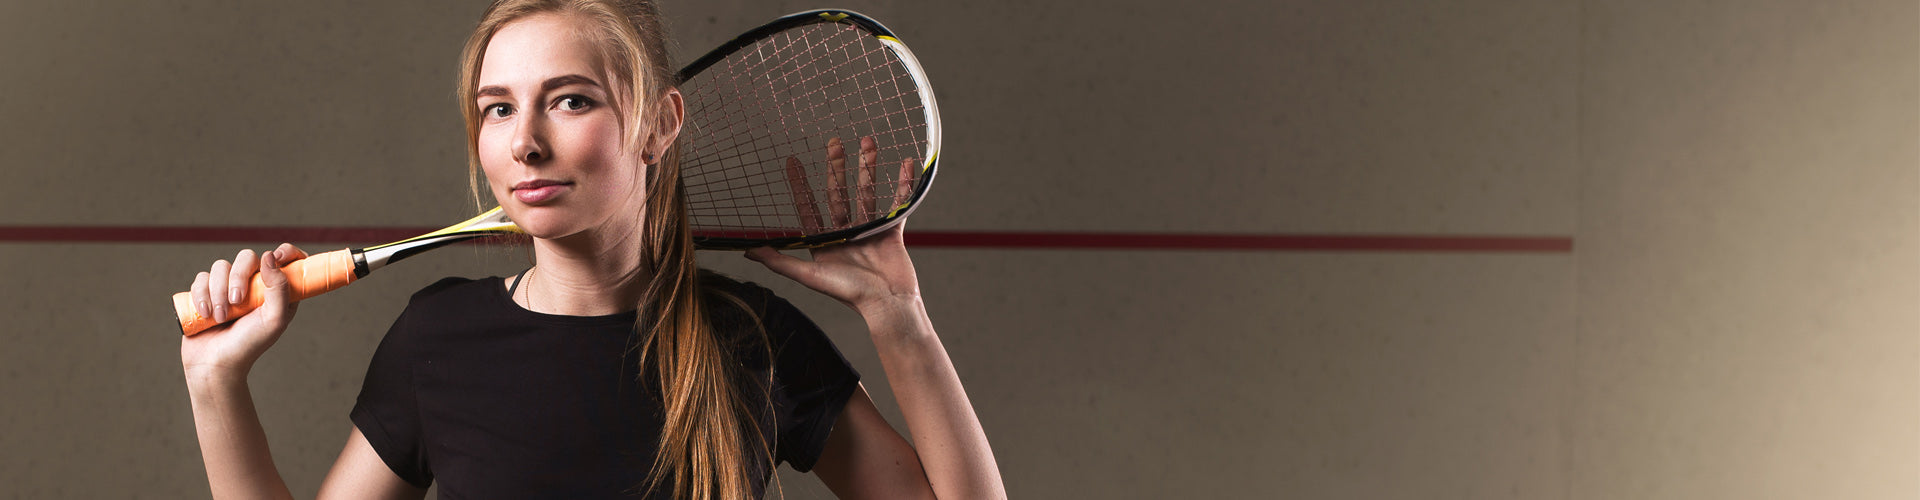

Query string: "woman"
[[179, 1, 1004, 498]]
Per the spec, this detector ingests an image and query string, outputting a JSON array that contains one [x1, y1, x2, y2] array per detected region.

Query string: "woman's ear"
[[646, 88, 685, 160]]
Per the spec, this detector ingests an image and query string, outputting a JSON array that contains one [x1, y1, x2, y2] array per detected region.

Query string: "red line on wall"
[[904, 231, 1572, 252], [0, 226, 1572, 253], [0, 226, 438, 244]]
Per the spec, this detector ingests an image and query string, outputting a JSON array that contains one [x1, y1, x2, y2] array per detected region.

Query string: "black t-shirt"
[[349, 271, 861, 498]]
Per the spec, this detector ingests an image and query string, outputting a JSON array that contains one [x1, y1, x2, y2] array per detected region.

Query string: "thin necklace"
[[520, 266, 536, 312]]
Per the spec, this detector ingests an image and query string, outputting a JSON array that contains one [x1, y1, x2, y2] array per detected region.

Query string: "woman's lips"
[[511, 181, 571, 205]]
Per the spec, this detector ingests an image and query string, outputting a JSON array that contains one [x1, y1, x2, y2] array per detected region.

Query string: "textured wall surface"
[[0, 0, 1911, 498], [1574, 1, 1919, 498]]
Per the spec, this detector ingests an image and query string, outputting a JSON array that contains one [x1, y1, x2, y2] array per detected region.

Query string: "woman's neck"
[[523, 225, 650, 316]]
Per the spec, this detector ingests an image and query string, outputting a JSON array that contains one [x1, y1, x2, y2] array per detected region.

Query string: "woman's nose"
[[510, 116, 547, 164]]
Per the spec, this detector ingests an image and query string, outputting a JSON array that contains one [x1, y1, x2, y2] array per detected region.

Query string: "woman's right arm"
[[184, 362, 294, 499], [180, 244, 423, 499], [317, 427, 427, 499]]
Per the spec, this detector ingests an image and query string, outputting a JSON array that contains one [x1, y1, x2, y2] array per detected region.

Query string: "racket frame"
[[676, 9, 942, 250]]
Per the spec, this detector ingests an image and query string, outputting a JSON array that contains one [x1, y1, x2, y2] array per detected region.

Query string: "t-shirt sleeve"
[[348, 289, 439, 488], [761, 293, 862, 472]]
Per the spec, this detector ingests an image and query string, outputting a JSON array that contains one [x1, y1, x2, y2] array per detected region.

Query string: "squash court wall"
[[0, 0, 1912, 498]]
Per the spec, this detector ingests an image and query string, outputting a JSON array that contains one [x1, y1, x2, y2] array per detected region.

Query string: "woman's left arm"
[[747, 225, 1005, 499], [747, 142, 1005, 498]]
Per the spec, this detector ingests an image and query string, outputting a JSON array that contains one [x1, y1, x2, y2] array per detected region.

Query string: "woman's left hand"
[[747, 136, 922, 316]]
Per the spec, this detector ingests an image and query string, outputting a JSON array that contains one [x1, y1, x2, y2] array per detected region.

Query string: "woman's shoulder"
[[698, 269, 774, 304], [373, 276, 509, 352], [698, 269, 782, 322], [407, 275, 503, 304], [697, 270, 852, 380], [697, 269, 816, 338], [387, 276, 513, 324]]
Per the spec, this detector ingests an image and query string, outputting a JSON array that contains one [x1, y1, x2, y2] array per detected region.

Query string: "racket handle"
[[172, 248, 360, 336]]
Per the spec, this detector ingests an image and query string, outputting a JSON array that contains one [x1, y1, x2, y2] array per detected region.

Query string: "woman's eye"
[[557, 95, 593, 111], [484, 103, 513, 119]]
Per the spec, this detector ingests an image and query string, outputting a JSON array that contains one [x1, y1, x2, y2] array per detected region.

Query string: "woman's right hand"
[[180, 243, 308, 380]]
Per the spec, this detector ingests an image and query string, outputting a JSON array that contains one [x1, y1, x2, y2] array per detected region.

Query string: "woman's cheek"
[[476, 130, 513, 195]]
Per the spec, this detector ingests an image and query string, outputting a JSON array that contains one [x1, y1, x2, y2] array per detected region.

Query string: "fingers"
[[229, 249, 258, 306], [191, 271, 211, 320], [785, 157, 825, 234], [859, 136, 879, 217], [194, 244, 304, 326], [825, 137, 850, 227], [208, 259, 232, 323], [807, 136, 904, 233], [893, 157, 915, 210]]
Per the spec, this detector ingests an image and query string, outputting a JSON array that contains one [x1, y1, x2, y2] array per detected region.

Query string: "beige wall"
[[1576, 1, 1918, 497], [0, 0, 1911, 498]]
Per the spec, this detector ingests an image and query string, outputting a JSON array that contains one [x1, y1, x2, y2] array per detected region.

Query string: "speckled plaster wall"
[[0, 0, 1911, 499], [1574, 1, 1919, 498]]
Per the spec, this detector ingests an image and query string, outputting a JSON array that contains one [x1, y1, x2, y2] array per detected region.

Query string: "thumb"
[[253, 249, 297, 327], [745, 247, 815, 283]]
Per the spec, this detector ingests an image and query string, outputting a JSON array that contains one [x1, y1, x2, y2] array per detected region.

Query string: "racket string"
[[681, 35, 907, 168], [690, 25, 855, 155], [677, 21, 929, 239], [686, 26, 866, 231]]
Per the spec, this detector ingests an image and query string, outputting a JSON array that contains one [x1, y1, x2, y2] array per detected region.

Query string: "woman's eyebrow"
[[476, 74, 604, 98]]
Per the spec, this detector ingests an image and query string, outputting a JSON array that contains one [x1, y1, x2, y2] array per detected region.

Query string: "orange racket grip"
[[172, 248, 360, 336]]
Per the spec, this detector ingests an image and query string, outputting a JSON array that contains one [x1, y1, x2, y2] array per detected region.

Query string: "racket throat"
[[359, 232, 504, 274], [351, 250, 374, 279]]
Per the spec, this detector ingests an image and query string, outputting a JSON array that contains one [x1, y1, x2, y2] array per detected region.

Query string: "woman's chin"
[[523, 225, 585, 242], [505, 211, 576, 241], [505, 205, 638, 245]]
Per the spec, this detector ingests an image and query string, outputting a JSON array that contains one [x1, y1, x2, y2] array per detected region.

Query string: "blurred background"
[[0, 0, 1914, 498]]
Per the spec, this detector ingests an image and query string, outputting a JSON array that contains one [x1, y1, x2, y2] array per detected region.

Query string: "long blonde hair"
[[458, 1, 771, 498]]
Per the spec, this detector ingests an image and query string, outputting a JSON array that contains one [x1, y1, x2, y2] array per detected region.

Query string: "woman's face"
[[476, 13, 647, 241]]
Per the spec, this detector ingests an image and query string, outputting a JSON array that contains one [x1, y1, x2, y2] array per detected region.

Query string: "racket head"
[[676, 10, 940, 250]]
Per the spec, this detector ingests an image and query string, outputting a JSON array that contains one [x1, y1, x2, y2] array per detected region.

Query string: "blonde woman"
[[180, 1, 1003, 498]]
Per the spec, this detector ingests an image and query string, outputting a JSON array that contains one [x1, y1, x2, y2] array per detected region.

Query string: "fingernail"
[[230, 288, 241, 304]]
